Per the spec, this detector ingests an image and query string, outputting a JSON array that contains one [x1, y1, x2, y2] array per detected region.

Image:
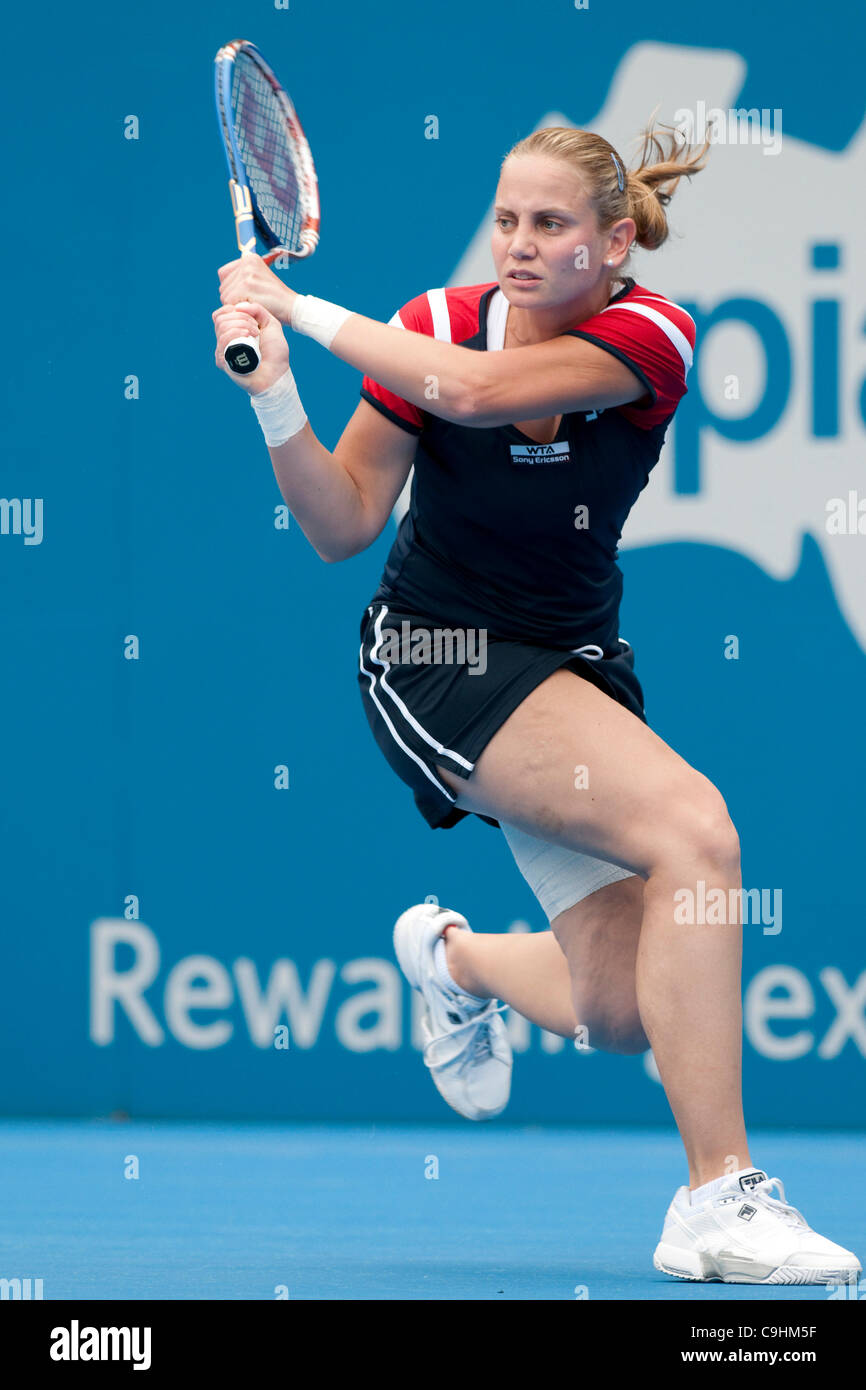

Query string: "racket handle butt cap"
[[225, 335, 261, 375]]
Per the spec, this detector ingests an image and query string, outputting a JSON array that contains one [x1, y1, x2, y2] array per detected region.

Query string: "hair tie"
[[610, 151, 625, 192]]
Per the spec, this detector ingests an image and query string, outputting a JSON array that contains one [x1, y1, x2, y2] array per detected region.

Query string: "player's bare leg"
[[444, 875, 649, 1053], [436, 667, 750, 1189]]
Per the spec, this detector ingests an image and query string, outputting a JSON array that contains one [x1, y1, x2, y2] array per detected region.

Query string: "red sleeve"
[[567, 293, 696, 430], [360, 292, 436, 435]]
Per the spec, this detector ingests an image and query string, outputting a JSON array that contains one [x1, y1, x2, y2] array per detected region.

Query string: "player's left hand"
[[218, 254, 298, 325], [212, 301, 290, 393]]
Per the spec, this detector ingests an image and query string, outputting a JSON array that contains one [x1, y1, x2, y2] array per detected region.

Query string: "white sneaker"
[[393, 902, 512, 1120], [654, 1168, 862, 1284]]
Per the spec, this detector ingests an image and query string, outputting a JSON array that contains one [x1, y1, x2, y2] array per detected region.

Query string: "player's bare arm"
[[214, 302, 414, 562], [218, 255, 646, 423]]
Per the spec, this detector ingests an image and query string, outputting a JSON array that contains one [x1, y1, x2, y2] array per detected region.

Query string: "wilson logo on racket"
[[214, 38, 321, 375]]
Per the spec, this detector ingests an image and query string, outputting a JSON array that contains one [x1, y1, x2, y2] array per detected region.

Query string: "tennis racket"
[[214, 39, 320, 375]]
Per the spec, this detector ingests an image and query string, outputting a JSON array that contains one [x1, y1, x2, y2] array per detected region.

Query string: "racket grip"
[[224, 335, 261, 375]]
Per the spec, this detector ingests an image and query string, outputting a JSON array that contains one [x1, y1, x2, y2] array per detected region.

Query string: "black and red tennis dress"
[[357, 278, 695, 829]]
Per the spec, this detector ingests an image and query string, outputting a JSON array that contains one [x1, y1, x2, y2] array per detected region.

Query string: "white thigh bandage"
[[500, 821, 635, 923]]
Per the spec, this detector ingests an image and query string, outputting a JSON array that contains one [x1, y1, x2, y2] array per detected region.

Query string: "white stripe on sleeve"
[[426, 288, 453, 343], [599, 301, 694, 375]]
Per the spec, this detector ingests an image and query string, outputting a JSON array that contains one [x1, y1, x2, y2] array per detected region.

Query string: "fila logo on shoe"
[[738, 1204, 758, 1222], [739, 1170, 768, 1192]]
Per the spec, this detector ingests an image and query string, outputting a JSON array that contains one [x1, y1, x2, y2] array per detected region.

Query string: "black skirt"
[[357, 600, 647, 830]]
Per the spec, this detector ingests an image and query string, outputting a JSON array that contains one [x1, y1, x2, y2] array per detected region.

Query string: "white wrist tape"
[[290, 295, 352, 349], [249, 369, 308, 447]]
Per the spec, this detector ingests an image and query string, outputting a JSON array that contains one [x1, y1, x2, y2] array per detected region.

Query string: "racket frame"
[[214, 38, 320, 373]]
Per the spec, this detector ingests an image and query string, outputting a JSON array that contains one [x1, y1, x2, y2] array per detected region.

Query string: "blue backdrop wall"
[[2, 0, 864, 1126]]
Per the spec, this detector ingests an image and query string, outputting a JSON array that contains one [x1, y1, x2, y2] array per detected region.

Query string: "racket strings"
[[231, 57, 308, 252]]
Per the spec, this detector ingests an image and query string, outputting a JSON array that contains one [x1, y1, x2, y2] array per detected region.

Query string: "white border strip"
[[628, 293, 696, 331], [426, 288, 453, 343], [368, 605, 475, 771], [599, 301, 694, 374], [359, 645, 458, 802], [486, 289, 509, 351]]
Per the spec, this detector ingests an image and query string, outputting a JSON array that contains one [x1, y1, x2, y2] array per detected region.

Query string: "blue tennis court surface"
[[2, 1120, 862, 1300]]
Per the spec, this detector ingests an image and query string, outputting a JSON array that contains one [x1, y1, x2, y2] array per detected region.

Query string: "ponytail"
[[505, 118, 711, 256]]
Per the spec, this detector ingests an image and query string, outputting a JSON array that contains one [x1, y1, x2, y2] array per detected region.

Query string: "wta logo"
[[451, 41, 866, 650]]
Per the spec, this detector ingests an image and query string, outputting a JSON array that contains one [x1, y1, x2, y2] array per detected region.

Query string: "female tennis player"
[[213, 124, 860, 1285]]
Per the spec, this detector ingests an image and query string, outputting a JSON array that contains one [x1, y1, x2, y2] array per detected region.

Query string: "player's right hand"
[[212, 301, 290, 393]]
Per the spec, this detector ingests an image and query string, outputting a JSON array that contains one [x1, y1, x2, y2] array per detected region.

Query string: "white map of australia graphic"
[[441, 42, 866, 651]]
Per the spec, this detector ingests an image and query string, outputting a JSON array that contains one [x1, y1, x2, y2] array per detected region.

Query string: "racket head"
[[214, 39, 320, 264]]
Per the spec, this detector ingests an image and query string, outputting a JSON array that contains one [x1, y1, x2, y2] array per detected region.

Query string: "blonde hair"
[[504, 119, 710, 254]]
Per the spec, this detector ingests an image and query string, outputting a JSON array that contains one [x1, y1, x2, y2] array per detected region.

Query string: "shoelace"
[[749, 1176, 809, 1229], [422, 1000, 508, 1075]]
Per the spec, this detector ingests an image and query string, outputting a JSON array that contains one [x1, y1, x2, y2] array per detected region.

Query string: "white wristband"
[[249, 369, 308, 447], [290, 294, 353, 349]]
